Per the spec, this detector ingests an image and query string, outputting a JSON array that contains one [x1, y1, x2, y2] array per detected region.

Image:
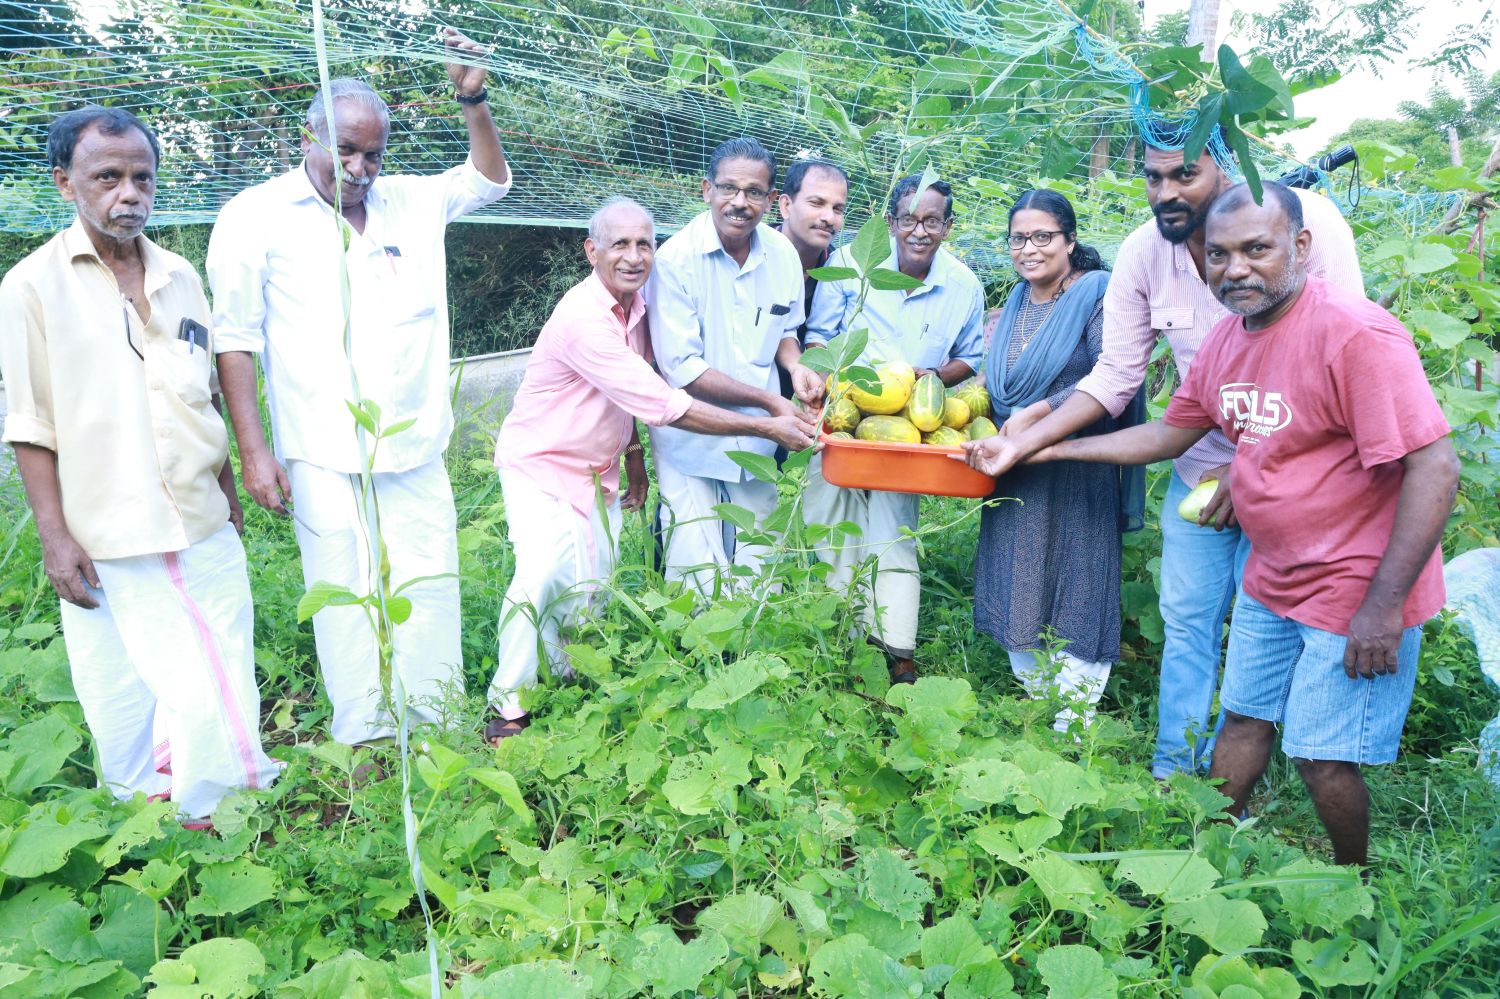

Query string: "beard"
[[1216, 254, 1301, 318], [1152, 199, 1210, 244]]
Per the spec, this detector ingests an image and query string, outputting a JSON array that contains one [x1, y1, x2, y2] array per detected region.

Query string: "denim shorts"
[[1220, 592, 1421, 765]]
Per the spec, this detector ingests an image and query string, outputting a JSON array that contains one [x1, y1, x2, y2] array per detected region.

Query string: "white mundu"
[[0, 223, 281, 818], [208, 158, 511, 744]]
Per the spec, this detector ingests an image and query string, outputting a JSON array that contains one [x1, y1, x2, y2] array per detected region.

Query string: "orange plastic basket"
[[819, 433, 997, 499]]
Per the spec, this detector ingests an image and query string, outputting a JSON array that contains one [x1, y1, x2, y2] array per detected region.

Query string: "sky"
[[1147, 0, 1500, 157]]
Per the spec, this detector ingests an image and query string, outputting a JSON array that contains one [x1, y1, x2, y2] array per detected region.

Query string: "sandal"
[[484, 712, 530, 746]]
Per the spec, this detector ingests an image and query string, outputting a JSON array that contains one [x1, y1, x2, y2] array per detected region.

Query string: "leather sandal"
[[484, 712, 530, 746]]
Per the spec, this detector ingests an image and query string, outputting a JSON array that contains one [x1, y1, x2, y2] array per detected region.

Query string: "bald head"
[[585, 196, 656, 307], [1204, 181, 1312, 326]]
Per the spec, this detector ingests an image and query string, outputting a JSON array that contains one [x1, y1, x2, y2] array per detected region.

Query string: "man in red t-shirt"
[[1027, 181, 1459, 866]]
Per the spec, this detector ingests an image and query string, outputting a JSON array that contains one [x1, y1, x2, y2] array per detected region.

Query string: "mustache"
[[110, 212, 147, 225], [1154, 200, 1192, 217], [340, 170, 372, 187], [1218, 280, 1266, 294]]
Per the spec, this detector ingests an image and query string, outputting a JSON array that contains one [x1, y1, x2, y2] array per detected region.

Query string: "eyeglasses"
[[894, 215, 951, 234], [711, 182, 771, 203], [1007, 230, 1067, 249]]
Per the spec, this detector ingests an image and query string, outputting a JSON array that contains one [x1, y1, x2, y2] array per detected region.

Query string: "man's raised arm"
[[443, 27, 510, 186]]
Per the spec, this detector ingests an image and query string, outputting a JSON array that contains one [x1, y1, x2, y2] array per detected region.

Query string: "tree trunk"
[[1447, 124, 1463, 167], [1186, 0, 1222, 64]]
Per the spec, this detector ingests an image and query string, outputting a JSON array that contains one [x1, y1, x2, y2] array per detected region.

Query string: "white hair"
[[588, 196, 655, 243], [306, 78, 390, 143]]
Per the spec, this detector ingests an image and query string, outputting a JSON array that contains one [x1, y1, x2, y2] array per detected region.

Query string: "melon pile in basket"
[[823, 362, 998, 445]]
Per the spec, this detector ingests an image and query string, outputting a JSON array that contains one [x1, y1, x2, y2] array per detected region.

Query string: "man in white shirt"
[[646, 137, 816, 594], [207, 29, 511, 745], [788, 176, 987, 684]]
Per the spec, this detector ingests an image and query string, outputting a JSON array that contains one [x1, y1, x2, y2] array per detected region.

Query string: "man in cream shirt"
[[0, 106, 280, 820], [207, 29, 511, 745]]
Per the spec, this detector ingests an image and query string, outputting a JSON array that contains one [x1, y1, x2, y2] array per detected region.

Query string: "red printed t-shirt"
[[1164, 277, 1450, 634]]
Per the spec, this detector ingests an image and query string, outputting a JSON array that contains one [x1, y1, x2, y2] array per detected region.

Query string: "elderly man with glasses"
[[786, 175, 986, 684], [646, 137, 817, 595]]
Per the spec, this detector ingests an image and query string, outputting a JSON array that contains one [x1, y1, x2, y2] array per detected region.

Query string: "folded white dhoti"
[[654, 457, 778, 597], [803, 456, 921, 658], [288, 457, 463, 745], [58, 522, 282, 819], [488, 468, 622, 720]]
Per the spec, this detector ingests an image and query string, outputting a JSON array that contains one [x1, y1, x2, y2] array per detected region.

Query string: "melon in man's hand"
[[1177, 479, 1220, 523]]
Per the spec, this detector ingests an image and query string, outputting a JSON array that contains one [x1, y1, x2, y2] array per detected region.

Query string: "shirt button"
[[1165, 321, 1173, 327], [150, 380, 164, 391]]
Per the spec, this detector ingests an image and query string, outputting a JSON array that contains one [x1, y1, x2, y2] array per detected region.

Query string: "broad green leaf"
[[1183, 93, 1225, 165], [384, 595, 412, 625], [415, 742, 467, 793], [0, 801, 111, 877], [808, 933, 923, 999], [1274, 859, 1372, 929], [867, 268, 925, 292], [112, 858, 186, 901], [145, 937, 265, 999], [1037, 944, 1118, 998], [1244, 54, 1294, 119], [0, 710, 81, 794], [275, 950, 403, 998], [952, 758, 1025, 805], [780, 884, 832, 938], [1114, 851, 1221, 902], [463, 960, 592, 998], [628, 924, 727, 997], [1223, 126, 1261, 203], [712, 501, 757, 532], [467, 767, 535, 827], [1436, 384, 1498, 428], [33, 900, 102, 964], [849, 215, 892, 275], [1428, 165, 1492, 192], [947, 960, 1015, 998], [727, 450, 780, 484], [807, 265, 859, 282], [687, 654, 775, 709], [1039, 133, 1086, 180], [1166, 894, 1268, 952], [697, 889, 779, 953], [1188, 953, 1301, 999], [1217, 45, 1277, 117], [186, 858, 278, 917], [662, 746, 750, 816], [92, 885, 161, 979], [1408, 309, 1472, 349], [857, 847, 934, 923], [920, 916, 995, 972], [94, 798, 175, 867], [1019, 759, 1104, 819], [344, 400, 378, 437], [1291, 934, 1376, 987], [1022, 852, 1108, 914], [296, 579, 363, 623]]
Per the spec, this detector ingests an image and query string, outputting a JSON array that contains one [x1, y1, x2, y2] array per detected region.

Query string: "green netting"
[[0, 0, 1447, 263]]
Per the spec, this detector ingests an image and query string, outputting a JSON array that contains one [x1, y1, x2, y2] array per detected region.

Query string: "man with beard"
[[773, 158, 848, 402], [647, 137, 817, 594], [966, 138, 1363, 778], [207, 29, 511, 746], [796, 175, 987, 684], [0, 107, 281, 821], [1024, 182, 1457, 866]]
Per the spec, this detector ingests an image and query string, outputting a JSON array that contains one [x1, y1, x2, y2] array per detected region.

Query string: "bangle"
[[455, 88, 487, 105], [624, 443, 644, 457]]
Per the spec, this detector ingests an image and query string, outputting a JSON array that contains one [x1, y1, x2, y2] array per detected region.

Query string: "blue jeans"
[[1152, 469, 1253, 778], [1222, 593, 1420, 764]]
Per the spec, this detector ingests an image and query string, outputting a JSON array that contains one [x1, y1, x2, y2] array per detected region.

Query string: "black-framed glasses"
[[710, 182, 771, 203], [894, 215, 951, 234], [1007, 230, 1067, 249], [123, 305, 143, 361]]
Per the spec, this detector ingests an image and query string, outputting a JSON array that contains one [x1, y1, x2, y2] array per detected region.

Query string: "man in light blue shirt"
[[647, 137, 816, 594], [786, 175, 986, 682]]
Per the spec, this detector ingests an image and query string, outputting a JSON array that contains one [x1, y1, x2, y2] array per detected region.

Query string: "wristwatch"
[[455, 88, 487, 105]]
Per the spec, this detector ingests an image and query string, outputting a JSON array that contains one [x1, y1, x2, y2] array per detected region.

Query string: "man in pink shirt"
[[967, 136, 1363, 778], [485, 197, 815, 741], [1025, 182, 1458, 866]]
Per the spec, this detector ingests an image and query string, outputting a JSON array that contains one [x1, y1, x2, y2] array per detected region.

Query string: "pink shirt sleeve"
[[1329, 319, 1451, 469], [1076, 229, 1154, 417], [565, 312, 692, 428]]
